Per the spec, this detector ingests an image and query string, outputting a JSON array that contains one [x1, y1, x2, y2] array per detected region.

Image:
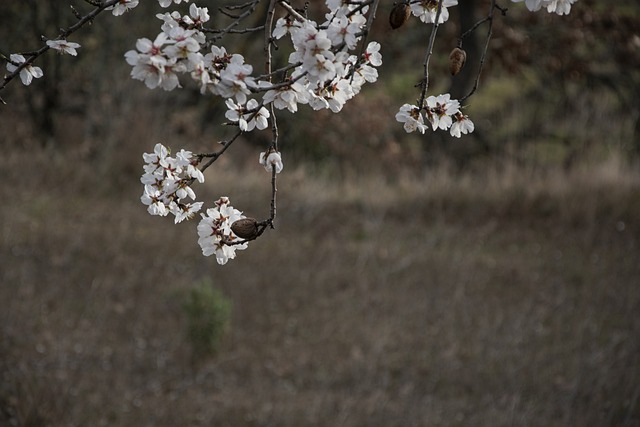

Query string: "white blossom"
[[273, 16, 301, 40], [410, 0, 458, 24], [46, 39, 81, 56], [322, 79, 354, 113], [363, 41, 382, 67], [217, 62, 255, 103], [262, 81, 310, 113], [5, 54, 43, 86], [325, 13, 365, 50], [450, 112, 475, 138], [395, 104, 428, 134], [225, 99, 269, 131], [107, 0, 139, 16], [545, 0, 577, 15], [259, 150, 284, 173], [425, 94, 460, 131], [188, 3, 210, 24]]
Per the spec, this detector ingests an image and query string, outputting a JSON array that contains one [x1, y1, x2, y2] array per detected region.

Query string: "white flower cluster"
[[124, 1, 383, 120], [126, 0, 580, 263], [197, 197, 248, 265], [395, 94, 474, 138], [140, 143, 282, 264], [124, 3, 209, 91], [511, 0, 578, 15], [1, 0, 582, 264], [140, 143, 204, 223], [392, 0, 577, 137]]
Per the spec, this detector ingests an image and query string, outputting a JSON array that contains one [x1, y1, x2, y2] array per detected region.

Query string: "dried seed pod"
[[231, 218, 258, 239], [449, 47, 467, 76], [389, 3, 410, 30]]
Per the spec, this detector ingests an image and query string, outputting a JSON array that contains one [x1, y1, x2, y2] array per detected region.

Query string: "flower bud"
[[389, 3, 410, 30], [231, 218, 258, 239], [449, 47, 467, 76]]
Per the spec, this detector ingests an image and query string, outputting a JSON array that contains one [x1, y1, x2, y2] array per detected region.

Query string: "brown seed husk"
[[449, 47, 467, 76], [231, 218, 258, 239], [389, 3, 410, 30]]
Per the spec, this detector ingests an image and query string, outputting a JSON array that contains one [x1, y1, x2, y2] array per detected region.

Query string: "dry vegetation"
[[1, 143, 639, 426]]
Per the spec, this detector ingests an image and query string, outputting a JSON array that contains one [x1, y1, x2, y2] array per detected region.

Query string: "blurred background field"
[[1, 0, 639, 426]]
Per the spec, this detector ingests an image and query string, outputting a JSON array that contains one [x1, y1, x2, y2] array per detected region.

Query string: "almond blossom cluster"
[[2, 0, 580, 264], [124, 3, 209, 91], [197, 197, 248, 265], [395, 94, 474, 138], [139, 142, 283, 264], [140, 143, 204, 224], [122, 1, 383, 119]]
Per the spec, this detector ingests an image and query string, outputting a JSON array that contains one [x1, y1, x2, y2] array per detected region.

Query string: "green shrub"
[[183, 279, 232, 359]]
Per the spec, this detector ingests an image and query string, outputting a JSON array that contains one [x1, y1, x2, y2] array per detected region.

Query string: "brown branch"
[[201, 26, 265, 35], [353, 0, 380, 64], [197, 130, 244, 172], [268, 165, 278, 227], [460, 0, 504, 103], [276, 0, 307, 23], [212, 0, 262, 42], [223, 165, 278, 246]]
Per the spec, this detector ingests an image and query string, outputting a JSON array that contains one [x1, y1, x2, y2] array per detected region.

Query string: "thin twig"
[[460, 0, 499, 103], [269, 165, 277, 225], [458, 16, 490, 47], [224, 1, 260, 11], [201, 26, 264, 35], [265, 0, 279, 224], [211, 0, 262, 42], [197, 130, 244, 172], [277, 0, 307, 23], [417, 0, 444, 108], [353, 0, 380, 67]]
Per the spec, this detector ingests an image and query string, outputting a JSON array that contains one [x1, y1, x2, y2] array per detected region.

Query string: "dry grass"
[[1, 147, 639, 427]]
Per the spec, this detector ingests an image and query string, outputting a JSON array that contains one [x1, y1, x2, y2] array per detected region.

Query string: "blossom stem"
[[418, 0, 444, 109], [269, 165, 277, 227]]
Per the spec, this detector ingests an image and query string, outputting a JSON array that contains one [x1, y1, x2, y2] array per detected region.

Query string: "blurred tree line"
[[0, 0, 638, 174]]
